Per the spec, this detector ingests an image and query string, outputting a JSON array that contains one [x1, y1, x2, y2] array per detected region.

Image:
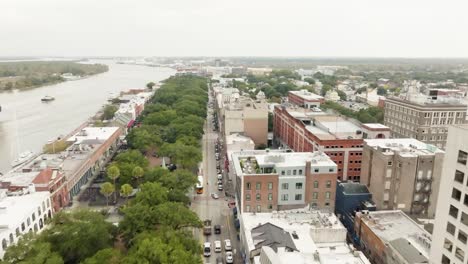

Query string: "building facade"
[[384, 96, 467, 149], [232, 150, 337, 213], [274, 105, 390, 181], [361, 138, 444, 217], [430, 124, 468, 264], [287, 90, 324, 109], [354, 210, 431, 264]]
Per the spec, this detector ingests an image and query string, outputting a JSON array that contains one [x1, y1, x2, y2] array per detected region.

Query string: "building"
[[226, 133, 255, 158], [0, 189, 52, 259], [274, 104, 390, 181], [232, 150, 337, 213], [0, 168, 69, 213], [335, 181, 375, 242], [113, 91, 153, 128], [361, 138, 444, 217], [288, 90, 324, 109], [240, 208, 370, 264], [383, 96, 467, 149], [430, 124, 468, 264], [354, 210, 431, 264], [220, 96, 269, 146], [325, 90, 340, 102]]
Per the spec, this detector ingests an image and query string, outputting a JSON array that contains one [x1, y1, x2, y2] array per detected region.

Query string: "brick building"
[[288, 89, 324, 109], [273, 105, 390, 181], [232, 150, 337, 213]]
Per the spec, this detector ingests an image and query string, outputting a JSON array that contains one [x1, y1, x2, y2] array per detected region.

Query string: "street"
[[191, 89, 241, 264]]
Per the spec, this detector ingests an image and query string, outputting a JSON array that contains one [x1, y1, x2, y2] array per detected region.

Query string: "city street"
[[191, 90, 241, 264]]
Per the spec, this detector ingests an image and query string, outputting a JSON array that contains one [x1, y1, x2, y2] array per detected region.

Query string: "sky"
[[2, 0, 468, 58]]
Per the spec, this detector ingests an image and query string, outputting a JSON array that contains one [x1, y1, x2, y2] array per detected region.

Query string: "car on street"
[[214, 240, 222, 253], [224, 239, 232, 251], [203, 242, 211, 257], [226, 251, 233, 263], [217, 174, 222, 180], [214, 224, 221, 234], [211, 193, 219, 199], [217, 179, 222, 185], [218, 184, 223, 191]]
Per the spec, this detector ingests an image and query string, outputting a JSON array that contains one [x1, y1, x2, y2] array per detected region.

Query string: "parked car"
[[214, 224, 221, 234], [218, 184, 223, 191], [214, 240, 222, 253], [226, 251, 233, 263], [211, 193, 219, 199], [217, 174, 222, 180], [203, 242, 211, 257], [224, 239, 232, 251]]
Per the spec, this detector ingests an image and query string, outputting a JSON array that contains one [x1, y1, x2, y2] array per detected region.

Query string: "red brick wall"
[[242, 175, 279, 212], [304, 162, 337, 208]]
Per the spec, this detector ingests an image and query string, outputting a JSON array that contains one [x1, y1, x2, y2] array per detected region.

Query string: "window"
[[268, 182, 273, 190], [295, 194, 302, 201], [293, 170, 297, 175], [246, 205, 251, 212], [328, 168, 334, 172], [325, 192, 331, 199], [452, 188, 462, 201], [246, 194, 251, 201], [326, 180, 331, 188], [282, 183, 289, 190], [449, 205, 459, 219], [314, 168, 319, 173], [256, 193, 261, 201], [314, 181, 319, 188], [444, 238, 453, 252], [313, 192, 318, 199], [257, 205, 261, 212], [459, 230, 467, 244], [464, 195, 468, 207], [447, 222, 456, 235], [21, 223, 25, 231], [455, 170, 465, 184], [268, 193, 273, 201], [27, 218, 31, 226], [46, 199, 50, 208], [458, 150, 468, 165], [268, 204, 273, 209], [256, 182, 261, 190], [298, 169, 303, 175], [461, 212, 468, 227], [441, 255, 450, 264], [296, 183, 303, 189], [281, 194, 289, 201], [246, 182, 251, 190], [15, 228, 20, 237], [387, 161, 393, 166], [455, 247, 465, 261], [281, 170, 285, 176]]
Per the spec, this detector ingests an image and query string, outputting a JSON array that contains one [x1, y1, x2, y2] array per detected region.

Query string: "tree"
[[41, 210, 115, 264], [100, 182, 115, 207], [320, 84, 332, 96], [107, 166, 120, 202], [112, 150, 149, 185], [132, 166, 144, 187], [102, 105, 118, 120], [154, 202, 202, 229], [120, 184, 133, 203], [304, 77, 315, 85], [146, 82, 155, 90], [377, 87, 388, 96], [337, 90, 347, 101], [1, 233, 64, 264], [82, 248, 123, 264], [135, 182, 169, 207], [159, 142, 202, 169]]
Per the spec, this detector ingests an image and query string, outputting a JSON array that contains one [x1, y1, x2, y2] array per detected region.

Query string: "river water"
[[0, 60, 175, 173]]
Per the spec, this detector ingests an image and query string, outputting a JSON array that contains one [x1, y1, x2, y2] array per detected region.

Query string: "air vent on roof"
[[292, 231, 299, 239]]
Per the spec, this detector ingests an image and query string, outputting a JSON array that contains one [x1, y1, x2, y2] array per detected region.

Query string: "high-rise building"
[[429, 124, 468, 264], [361, 138, 444, 217], [383, 96, 467, 149]]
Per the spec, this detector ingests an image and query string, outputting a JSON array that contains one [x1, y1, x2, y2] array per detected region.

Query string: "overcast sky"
[[2, 0, 468, 57]]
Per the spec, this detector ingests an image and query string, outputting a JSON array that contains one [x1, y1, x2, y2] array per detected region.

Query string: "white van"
[[224, 239, 232, 251], [214, 240, 222, 253]]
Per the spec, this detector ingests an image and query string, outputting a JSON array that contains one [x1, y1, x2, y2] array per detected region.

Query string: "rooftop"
[[0, 171, 40, 187], [0, 191, 50, 234], [386, 96, 467, 108], [67, 127, 120, 144], [339, 182, 370, 195], [226, 133, 254, 145], [289, 90, 324, 101], [356, 210, 431, 260], [364, 138, 444, 157], [361, 123, 390, 130], [242, 208, 370, 264]]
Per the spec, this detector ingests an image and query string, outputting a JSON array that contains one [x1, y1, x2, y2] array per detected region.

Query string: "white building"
[[430, 124, 468, 264], [226, 133, 255, 159], [325, 90, 340, 102], [0, 189, 52, 259], [240, 208, 370, 264]]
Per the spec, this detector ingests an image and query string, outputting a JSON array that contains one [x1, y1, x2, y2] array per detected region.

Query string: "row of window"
[[246, 182, 273, 190], [281, 194, 303, 201], [246, 193, 273, 201], [246, 181, 333, 191], [280, 169, 303, 176], [324, 145, 364, 149], [445, 222, 468, 262]]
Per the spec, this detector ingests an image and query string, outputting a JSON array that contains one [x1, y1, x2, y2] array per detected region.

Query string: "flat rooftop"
[[67, 127, 119, 144], [0, 171, 39, 187], [357, 210, 431, 260], [362, 123, 389, 130], [242, 208, 370, 264], [0, 191, 50, 235], [289, 90, 324, 101], [364, 138, 444, 157]]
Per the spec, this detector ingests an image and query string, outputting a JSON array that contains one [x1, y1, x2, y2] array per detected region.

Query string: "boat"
[[11, 150, 35, 168], [41, 95, 55, 102]]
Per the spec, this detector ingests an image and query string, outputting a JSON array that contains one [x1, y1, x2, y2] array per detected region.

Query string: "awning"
[[127, 119, 135, 128]]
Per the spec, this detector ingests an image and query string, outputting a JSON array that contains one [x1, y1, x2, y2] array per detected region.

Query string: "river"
[[0, 60, 175, 173]]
